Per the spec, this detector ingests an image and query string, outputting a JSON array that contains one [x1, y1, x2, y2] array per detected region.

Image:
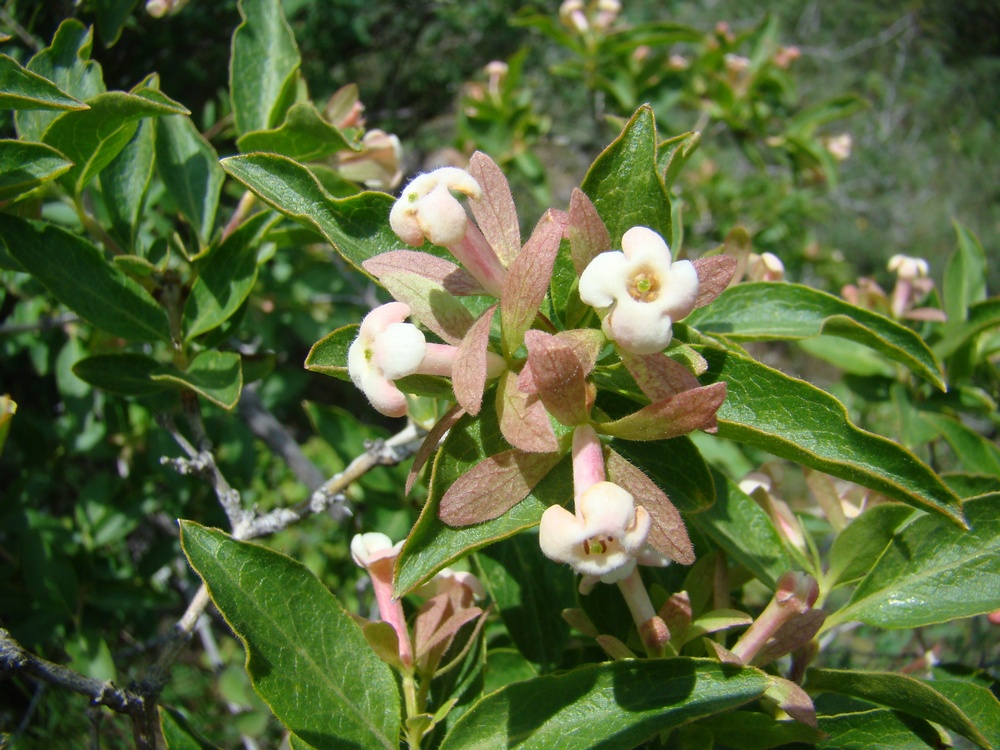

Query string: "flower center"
[[582, 535, 617, 557], [627, 268, 660, 302]]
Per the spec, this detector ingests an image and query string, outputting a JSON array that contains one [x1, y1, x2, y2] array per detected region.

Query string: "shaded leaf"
[[304, 324, 356, 382], [818, 708, 946, 750], [152, 351, 243, 409], [658, 131, 701, 188], [380, 272, 474, 345], [100, 101, 154, 248], [237, 100, 356, 161], [936, 298, 1000, 359], [364, 250, 485, 296], [0, 140, 73, 201], [700, 710, 825, 750], [943, 221, 987, 324], [921, 411, 1000, 475], [523, 330, 590, 426], [597, 382, 726, 441], [826, 504, 914, 588], [620, 350, 701, 402], [72, 353, 169, 397], [611, 436, 716, 514]]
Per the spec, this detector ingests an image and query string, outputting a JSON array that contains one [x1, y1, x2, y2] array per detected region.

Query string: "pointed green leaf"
[[439, 658, 772, 750], [697, 345, 964, 525], [72, 353, 169, 397], [94, 0, 140, 48], [230, 0, 301, 136], [236, 101, 355, 160], [15, 20, 105, 141], [827, 493, 999, 629], [183, 212, 275, 339], [806, 668, 993, 749], [826, 504, 914, 588], [698, 710, 825, 749], [0, 140, 73, 201], [936, 298, 1000, 359], [657, 131, 701, 189], [155, 114, 225, 246], [42, 90, 187, 195], [927, 681, 1000, 750], [818, 708, 944, 749], [0, 54, 87, 112], [179, 522, 400, 750], [152, 351, 243, 409], [0, 214, 170, 341], [580, 104, 671, 247], [944, 222, 987, 324], [920, 411, 1000, 475], [686, 283, 945, 390], [221, 153, 399, 273], [395, 398, 572, 596], [100, 119, 154, 249], [305, 324, 356, 381], [159, 706, 221, 750]]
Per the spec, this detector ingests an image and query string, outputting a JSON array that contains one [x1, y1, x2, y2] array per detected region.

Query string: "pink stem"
[[617, 567, 669, 655], [449, 223, 507, 298], [418, 344, 506, 379], [572, 425, 605, 499], [367, 557, 414, 666]]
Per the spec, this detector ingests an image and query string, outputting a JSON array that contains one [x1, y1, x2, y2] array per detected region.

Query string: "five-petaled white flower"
[[538, 480, 652, 583], [578, 226, 699, 354], [348, 302, 427, 418]]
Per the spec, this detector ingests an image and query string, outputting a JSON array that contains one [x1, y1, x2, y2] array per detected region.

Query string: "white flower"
[[887, 254, 929, 281], [389, 168, 482, 247], [538, 481, 652, 582], [348, 302, 427, 418], [579, 226, 699, 354], [350, 532, 402, 568]]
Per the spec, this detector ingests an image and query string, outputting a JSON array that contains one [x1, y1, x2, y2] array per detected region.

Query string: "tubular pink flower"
[[389, 168, 507, 296], [350, 533, 413, 666], [579, 226, 699, 354]]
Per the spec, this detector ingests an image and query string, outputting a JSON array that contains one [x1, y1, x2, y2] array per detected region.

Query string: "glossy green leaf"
[[0, 214, 171, 342], [151, 351, 243, 409], [159, 706, 221, 750], [608, 436, 715, 513], [699, 710, 825, 749], [828, 494, 999, 629], [475, 532, 575, 671], [921, 411, 1000, 475], [100, 114, 154, 249], [657, 131, 701, 189], [697, 345, 964, 525], [15, 20, 105, 142], [439, 658, 772, 750], [180, 523, 400, 750], [687, 283, 945, 390], [944, 222, 987, 324], [826, 504, 914, 588], [42, 89, 187, 195], [237, 101, 356, 160], [806, 668, 992, 748], [395, 398, 572, 596], [184, 212, 275, 339], [818, 709, 946, 749], [230, 0, 300, 136], [936, 298, 1000, 359], [221, 153, 398, 273], [0, 54, 87, 112], [943, 472, 1000, 499], [305, 324, 356, 382], [72, 353, 169, 397], [580, 104, 671, 246], [155, 114, 225, 246], [927, 680, 1000, 750], [690, 468, 794, 589], [797, 335, 896, 379], [0, 140, 73, 201]]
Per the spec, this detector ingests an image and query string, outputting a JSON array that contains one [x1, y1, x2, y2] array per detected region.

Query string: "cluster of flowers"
[[346, 153, 738, 650]]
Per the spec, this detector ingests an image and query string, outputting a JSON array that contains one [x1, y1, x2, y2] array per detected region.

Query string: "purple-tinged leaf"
[[406, 404, 465, 494], [497, 371, 559, 453], [659, 591, 693, 644], [766, 678, 818, 728], [706, 640, 744, 665], [597, 635, 637, 661], [598, 382, 727, 441], [468, 151, 520, 267], [568, 188, 611, 276], [379, 272, 472, 344], [524, 330, 590, 427], [413, 591, 482, 660], [692, 255, 737, 309], [501, 210, 566, 355], [517, 328, 604, 396], [438, 449, 562, 526], [621, 350, 700, 402], [364, 250, 486, 296], [453, 305, 497, 416], [753, 610, 826, 667], [606, 450, 695, 565]]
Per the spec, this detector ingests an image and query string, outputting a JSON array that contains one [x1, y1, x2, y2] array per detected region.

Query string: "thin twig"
[[0, 313, 80, 336]]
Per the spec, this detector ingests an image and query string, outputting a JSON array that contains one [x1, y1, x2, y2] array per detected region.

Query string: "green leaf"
[[15, 20, 105, 142], [657, 131, 701, 189], [944, 222, 987, 324], [395, 397, 572, 596], [0, 140, 73, 201], [826, 504, 914, 588], [72, 353, 170, 397], [179, 523, 400, 750], [609, 436, 716, 513], [698, 710, 826, 749], [0, 214, 171, 342], [159, 706, 221, 750], [475, 533, 576, 671], [94, 0, 139, 48], [827, 494, 999, 629], [690, 469, 794, 589], [580, 104, 671, 247], [304, 324, 357, 382], [221, 153, 399, 273], [183, 212, 275, 339], [818, 708, 947, 750], [0, 54, 87, 112], [686, 283, 945, 390], [936, 298, 1000, 359], [42, 90, 187, 195], [155, 114, 225, 246], [438, 658, 772, 750], [100, 123, 154, 249], [236, 101, 356, 161], [927, 680, 1000, 750], [697, 345, 964, 525], [151, 351, 243, 409], [806, 668, 993, 749], [920, 411, 1000, 475], [230, 0, 301, 136], [797, 335, 896, 379]]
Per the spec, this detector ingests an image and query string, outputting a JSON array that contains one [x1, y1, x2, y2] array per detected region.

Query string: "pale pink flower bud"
[[350, 533, 412, 665], [560, 0, 589, 33], [390, 168, 482, 247], [348, 303, 427, 418], [579, 226, 699, 354], [336, 129, 403, 190], [746, 252, 785, 282], [350, 532, 402, 568], [824, 133, 852, 161], [887, 254, 929, 281]]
